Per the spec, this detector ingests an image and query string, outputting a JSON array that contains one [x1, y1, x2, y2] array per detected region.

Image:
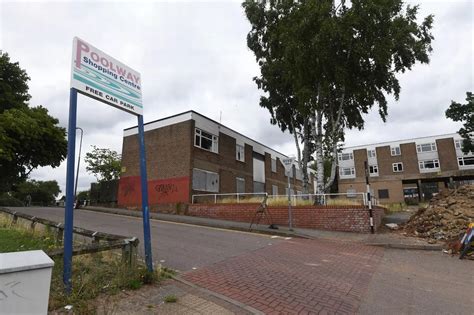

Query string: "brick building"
[[337, 133, 474, 203], [118, 111, 314, 209]]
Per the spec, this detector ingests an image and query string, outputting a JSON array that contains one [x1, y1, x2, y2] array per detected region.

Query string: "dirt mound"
[[403, 185, 474, 241]]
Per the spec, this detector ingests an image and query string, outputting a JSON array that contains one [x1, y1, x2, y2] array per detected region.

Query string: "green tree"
[[243, 0, 434, 193], [14, 180, 61, 206], [446, 92, 473, 154], [85, 146, 121, 182], [0, 52, 67, 192], [76, 190, 90, 200]]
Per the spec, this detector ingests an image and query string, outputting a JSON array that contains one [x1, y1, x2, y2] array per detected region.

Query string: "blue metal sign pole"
[[63, 88, 78, 293], [137, 115, 153, 272]]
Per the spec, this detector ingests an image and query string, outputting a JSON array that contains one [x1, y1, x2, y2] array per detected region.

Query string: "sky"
[[1, 0, 472, 195]]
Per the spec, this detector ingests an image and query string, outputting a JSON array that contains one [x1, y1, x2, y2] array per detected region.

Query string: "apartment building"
[[118, 110, 313, 209], [338, 133, 474, 203]]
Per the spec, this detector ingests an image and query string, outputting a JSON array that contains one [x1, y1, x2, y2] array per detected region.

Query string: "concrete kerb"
[[173, 275, 264, 315], [81, 206, 443, 251]]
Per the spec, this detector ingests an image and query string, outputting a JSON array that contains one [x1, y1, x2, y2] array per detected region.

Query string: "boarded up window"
[[253, 154, 265, 183], [272, 185, 278, 195], [192, 169, 219, 192], [253, 181, 265, 193], [236, 177, 245, 193]]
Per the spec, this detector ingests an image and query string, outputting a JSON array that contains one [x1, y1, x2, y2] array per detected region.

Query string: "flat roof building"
[[337, 133, 474, 204], [118, 110, 314, 210]]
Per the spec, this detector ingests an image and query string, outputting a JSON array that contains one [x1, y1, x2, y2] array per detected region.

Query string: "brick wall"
[[187, 204, 384, 233]]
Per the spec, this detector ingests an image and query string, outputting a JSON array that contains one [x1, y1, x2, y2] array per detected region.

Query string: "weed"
[[164, 295, 178, 303]]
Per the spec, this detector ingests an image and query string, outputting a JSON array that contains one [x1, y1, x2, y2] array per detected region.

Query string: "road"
[[5, 207, 282, 272], [5, 207, 473, 314]]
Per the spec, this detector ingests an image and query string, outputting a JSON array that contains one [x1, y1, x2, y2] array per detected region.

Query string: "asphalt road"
[[5, 207, 282, 272]]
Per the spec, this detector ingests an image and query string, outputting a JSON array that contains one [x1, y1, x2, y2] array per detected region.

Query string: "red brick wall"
[[187, 204, 384, 233], [118, 176, 190, 207]]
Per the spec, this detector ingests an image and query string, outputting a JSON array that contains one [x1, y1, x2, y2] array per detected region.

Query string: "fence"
[[0, 207, 138, 266], [192, 192, 268, 204], [192, 192, 378, 207]]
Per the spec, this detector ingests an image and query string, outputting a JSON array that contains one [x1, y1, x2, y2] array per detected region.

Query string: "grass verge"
[[0, 213, 175, 314]]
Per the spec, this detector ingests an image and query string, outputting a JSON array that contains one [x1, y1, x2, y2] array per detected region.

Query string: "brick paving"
[[182, 239, 384, 314]]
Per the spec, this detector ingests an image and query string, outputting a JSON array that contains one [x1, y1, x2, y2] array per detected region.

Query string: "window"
[[338, 152, 354, 161], [339, 167, 355, 177], [419, 159, 440, 171], [195, 128, 218, 153], [367, 149, 376, 158], [272, 185, 278, 195], [416, 142, 437, 153], [236, 144, 245, 162], [271, 158, 277, 172], [253, 181, 265, 193], [454, 140, 462, 149], [378, 189, 389, 199], [192, 169, 219, 192], [458, 156, 474, 166], [392, 162, 403, 172], [236, 177, 245, 193], [391, 146, 401, 156], [369, 165, 378, 176]]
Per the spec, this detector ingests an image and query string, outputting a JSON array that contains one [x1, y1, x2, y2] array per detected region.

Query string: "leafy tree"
[[76, 190, 90, 200], [85, 146, 121, 182], [0, 51, 67, 192], [243, 0, 434, 193], [446, 92, 473, 154], [13, 180, 61, 206]]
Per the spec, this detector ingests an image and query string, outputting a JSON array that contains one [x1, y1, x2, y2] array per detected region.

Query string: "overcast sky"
[[1, 0, 472, 195]]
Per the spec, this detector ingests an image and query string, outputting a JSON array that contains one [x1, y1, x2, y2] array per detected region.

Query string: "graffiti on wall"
[[118, 176, 190, 206]]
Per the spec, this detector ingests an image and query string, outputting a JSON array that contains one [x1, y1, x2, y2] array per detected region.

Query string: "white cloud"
[[1, 0, 471, 193]]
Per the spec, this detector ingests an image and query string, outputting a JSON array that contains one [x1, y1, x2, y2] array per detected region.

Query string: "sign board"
[[282, 157, 295, 173], [71, 37, 143, 115]]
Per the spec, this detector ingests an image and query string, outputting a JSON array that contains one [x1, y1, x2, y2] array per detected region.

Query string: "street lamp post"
[[74, 127, 83, 201]]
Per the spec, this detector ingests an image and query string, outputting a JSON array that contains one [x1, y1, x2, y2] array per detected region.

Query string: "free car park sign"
[[71, 37, 143, 115]]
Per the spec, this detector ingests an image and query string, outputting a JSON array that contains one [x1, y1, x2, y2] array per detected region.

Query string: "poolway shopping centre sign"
[[71, 37, 143, 115]]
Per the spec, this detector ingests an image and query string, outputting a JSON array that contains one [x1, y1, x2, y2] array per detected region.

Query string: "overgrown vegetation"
[[0, 213, 174, 313], [48, 254, 164, 313]]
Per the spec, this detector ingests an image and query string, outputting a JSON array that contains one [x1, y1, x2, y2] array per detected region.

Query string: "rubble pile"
[[404, 185, 474, 241]]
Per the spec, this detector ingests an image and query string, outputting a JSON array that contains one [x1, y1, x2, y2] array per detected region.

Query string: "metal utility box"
[[0, 250, 54, 315]]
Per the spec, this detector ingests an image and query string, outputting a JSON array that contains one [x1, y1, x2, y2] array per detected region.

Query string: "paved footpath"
[[183, 238, 384, 314]]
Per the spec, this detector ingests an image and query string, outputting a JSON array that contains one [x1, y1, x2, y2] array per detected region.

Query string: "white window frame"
[[367, 149, 376, 158], [236, 144, 245, 162], [195, 128, 218, 153], [338, 152, 354, 161], [369, 165, 379, 176], [339, 167, 355, 177], [458, 156, 474, 167], [391, 146, 401, 156], [418, 159, 440, 171], [416, 142, 437, 153], [392, 162, 403, 172]]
